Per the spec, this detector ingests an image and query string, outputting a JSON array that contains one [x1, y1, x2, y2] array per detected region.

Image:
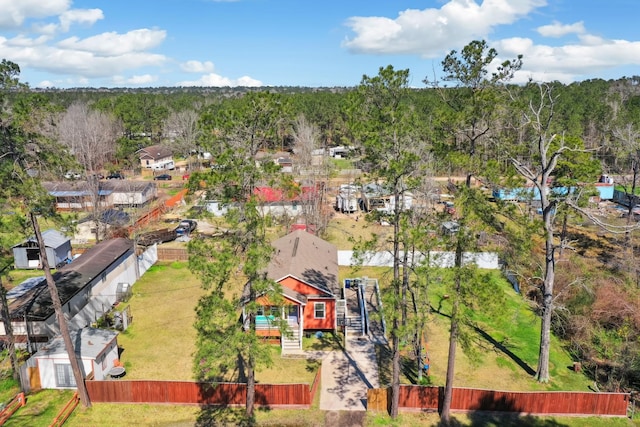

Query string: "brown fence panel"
[[398, 385, 439, 411], [367, 388, 388, 412], [452, 388, 630, 416], [392, 385, 630, 416], [256, 383, 310, 406], [86, 380, 313, 407], [157, 247, 189, 261]]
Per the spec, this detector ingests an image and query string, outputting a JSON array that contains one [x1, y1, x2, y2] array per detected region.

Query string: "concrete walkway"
[[319, 335, 380, 411]]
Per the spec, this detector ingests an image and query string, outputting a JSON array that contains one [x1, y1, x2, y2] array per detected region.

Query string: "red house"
[[244, 229, 340, 352]]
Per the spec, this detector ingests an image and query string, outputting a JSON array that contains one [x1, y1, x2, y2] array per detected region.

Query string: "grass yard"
[[338, 262, 593, 392], [116, 261, 321, 384], [5, 389, 75, 427], [116, 262, 203, 380]]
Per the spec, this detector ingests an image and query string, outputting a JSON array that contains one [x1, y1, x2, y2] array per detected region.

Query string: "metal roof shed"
[[12, 229, 72, 269]]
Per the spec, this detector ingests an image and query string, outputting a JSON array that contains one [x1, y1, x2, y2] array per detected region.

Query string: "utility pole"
[[30, 212, 91, 407]]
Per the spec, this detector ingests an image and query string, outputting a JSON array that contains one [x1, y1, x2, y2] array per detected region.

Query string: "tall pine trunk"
[[390, 200, 401, 418], [31, 212, 91, 407], [441, 236, 463, 421], [246, 354, 255, 418]]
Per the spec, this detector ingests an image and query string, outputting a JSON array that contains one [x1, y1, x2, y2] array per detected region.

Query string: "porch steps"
[[345, 316, 363, 336], [281, 334, 302, 353]]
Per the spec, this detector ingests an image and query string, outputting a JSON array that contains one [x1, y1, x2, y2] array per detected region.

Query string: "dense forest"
[[3, 40, 640, 417]]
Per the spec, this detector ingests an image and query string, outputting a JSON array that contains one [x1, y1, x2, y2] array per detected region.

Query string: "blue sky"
[[1, 0, 639, 88]]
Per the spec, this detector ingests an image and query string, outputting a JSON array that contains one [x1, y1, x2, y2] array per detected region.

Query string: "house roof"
[[8, 238, 134, 321], [43, 180, 156, 195], [12, 229, 69, 249], [34, 327, 118, 359], [137, 144, 173, 161], [268, 229, 338, 296], [254, 186, 316, 203], [78, 209, 130, 227]]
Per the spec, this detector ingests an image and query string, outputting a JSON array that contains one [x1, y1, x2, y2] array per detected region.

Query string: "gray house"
[[12, 229, 71, 269]]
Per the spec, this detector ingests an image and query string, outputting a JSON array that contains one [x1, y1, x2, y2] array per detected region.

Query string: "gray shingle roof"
[[267, 230, 338, 296], [34, 327, 118, 359]]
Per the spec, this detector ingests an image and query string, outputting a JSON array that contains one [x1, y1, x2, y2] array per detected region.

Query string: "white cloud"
[[343, 0, 547, 56], [178, 73, 262, 87], [0, 34, 167, 78], [495, 36, 640, 84], [537, 21, 585, 38], [59, 9, 104, 32], [0, 0, 70, 29], [181, 60, 215, 73], [57, 29, 166, 55], [112, 74, 158, 86]]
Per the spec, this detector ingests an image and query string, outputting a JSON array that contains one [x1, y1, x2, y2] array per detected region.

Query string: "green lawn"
[[115, 261, 319, 384], [5, 389, 75, 427], [340, 265, 593, 392]]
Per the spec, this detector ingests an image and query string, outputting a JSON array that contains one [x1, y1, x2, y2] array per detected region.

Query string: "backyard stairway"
[[346, 315, 363, 336]]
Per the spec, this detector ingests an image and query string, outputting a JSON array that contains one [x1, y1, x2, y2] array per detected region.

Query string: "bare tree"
[[292, 114, 331, 234], [56, 101, 119, 174], [162, 109, 201, 169]]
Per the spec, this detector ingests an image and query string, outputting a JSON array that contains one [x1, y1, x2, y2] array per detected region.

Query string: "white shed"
[[34, 327, 119, 388], [12, 229, 71, 269]]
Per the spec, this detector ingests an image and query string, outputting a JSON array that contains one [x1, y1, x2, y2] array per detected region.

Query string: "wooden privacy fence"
[[86, 377, 320, 408], [368, 386, 630, 417], [157, 247, 189, 261]]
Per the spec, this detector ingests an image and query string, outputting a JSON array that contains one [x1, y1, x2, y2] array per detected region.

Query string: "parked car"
[[107, 172, 124, 179], [64, 171, 82, 179], [154, 174, 172, 181], [175, 219, 197, 236]]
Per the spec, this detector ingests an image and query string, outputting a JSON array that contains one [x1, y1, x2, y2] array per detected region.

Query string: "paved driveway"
[[319, 336, 380, 411]]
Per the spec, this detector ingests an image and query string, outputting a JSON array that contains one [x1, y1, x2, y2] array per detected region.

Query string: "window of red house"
[[314, 302, 326, 319]]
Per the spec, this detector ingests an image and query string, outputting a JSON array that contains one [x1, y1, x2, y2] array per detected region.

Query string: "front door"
[[287, 305, 298, 324]]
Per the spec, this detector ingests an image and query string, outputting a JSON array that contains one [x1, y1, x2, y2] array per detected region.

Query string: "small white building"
[[12, 229, 71, 269], [34, 327, 119, 388]]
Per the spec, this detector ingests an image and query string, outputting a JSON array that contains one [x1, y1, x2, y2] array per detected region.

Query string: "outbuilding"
[[12, 229, 71, 269], [34, 327, 120, 388]]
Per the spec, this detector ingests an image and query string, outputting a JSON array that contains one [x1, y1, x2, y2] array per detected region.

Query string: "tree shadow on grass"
[[430, 304, 536, 377], [434, 413, 569, 427], [196, 405, 251, 427]]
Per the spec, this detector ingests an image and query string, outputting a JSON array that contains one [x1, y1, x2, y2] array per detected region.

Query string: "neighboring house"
[[243, 229, 340, 351], [277, 157, 293, 173], [43, 181, 157, 211], [74, 209, 130, 243], [360, 183, 413, 213], [204, 200, 232, 217], [12, 229, 71, 269], [43, 181, 112, 211], [105, 181, 157, 207], [254, 186, 317, 218], [1, 238, 138, 351], [33, 327, 119, 388], [137, 144, 174, 170]]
